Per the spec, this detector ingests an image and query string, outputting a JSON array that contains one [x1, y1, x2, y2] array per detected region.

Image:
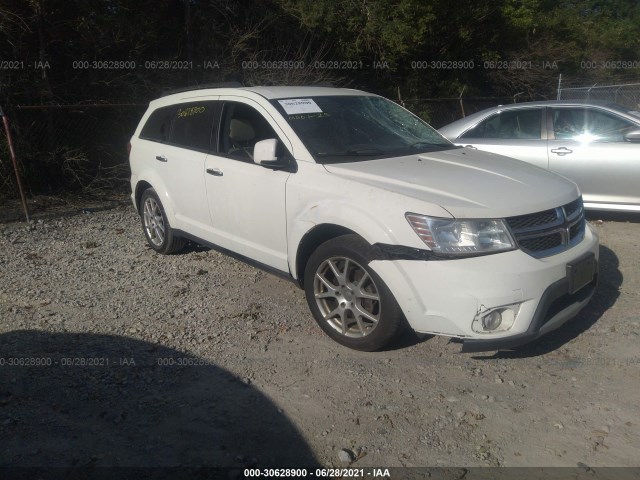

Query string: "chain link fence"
[[1, 104, 146, 202], [403, 97, 511, 128], [557, 82, 640, 110], [0, 125, 18, 198]]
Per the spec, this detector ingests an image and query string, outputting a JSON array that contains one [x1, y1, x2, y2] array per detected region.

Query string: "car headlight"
[[405, 213, 516, 256]]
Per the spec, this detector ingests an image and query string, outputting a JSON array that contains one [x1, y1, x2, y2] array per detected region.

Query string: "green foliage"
[[2, 0, 638, 196], [1, 0, 638, 102]]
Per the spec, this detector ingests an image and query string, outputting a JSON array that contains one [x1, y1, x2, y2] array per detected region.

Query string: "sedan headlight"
[[405, 213, 515, 256]]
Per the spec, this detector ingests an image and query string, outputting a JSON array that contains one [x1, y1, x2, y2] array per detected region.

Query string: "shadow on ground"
[[0, 330, 319, 472], [475, 244, 621, 359], [384, 330, 433, 351]]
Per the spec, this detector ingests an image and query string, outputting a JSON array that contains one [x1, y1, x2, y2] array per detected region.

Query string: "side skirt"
[[173, 230, 301, 288]]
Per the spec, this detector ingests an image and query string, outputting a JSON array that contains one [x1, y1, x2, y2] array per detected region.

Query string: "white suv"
[[129, 86, 599, 352]]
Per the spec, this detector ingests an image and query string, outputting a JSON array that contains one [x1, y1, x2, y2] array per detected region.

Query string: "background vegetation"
[[2, 0, 639, 103], [1, 0, 639, 198]]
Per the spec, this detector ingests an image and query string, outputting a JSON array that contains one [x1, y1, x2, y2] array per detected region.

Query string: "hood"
[[323, 148, 580, 218]]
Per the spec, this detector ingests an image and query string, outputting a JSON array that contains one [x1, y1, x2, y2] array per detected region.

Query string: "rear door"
[[456, 107, 548, 169], [138, 101, 217, 234], [547, 107, 640, 208], [162, 101, 218, 232]]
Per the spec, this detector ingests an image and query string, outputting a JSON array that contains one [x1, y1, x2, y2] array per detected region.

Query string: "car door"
[[456, 107, 548, 169], [204, 98, 293, 272], [138, 101, 216, 233], [547, 107, 640, 208]]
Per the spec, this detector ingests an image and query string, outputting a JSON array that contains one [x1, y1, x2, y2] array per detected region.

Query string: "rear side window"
[[170, 102, 216, 151], [139, 101, 217, 151], [461, 109, 542, 139], [551, 107, 638, 142], [139, 106, 175, 143]]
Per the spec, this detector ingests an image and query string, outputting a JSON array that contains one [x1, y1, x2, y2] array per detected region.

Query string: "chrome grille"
[[506, 197, 585, 257]]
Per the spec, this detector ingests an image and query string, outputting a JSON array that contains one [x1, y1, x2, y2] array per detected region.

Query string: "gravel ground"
[[0, 196, 639, 469]]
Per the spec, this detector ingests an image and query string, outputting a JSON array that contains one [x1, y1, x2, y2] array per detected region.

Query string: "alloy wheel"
[[313, 256, 381, 338], [143, 197, 165, 247]]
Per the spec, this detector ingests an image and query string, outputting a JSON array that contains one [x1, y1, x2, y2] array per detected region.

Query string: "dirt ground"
[[0, 195, 638, 471]]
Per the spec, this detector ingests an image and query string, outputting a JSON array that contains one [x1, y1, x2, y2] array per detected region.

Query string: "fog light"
[[482, 310, 502, 330], [472, 303, 520, 334]]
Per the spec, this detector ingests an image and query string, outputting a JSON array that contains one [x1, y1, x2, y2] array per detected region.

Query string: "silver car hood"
[[323, 147, 580, 218]]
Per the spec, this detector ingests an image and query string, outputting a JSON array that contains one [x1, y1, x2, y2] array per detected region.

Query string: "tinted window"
[[170, 102, 216, 151], [139, 106, 175, 143], [461, 109, 542, 139], [219, 102, 280, 161], [551, 107, 637, 142]]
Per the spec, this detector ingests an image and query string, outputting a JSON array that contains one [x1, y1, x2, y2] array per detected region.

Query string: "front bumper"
[[369, 224, 599, 352], [460, 263, 596, 352]]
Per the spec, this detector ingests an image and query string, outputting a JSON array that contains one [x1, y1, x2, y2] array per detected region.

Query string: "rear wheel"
[[304, 235, 405, 351], [140, 188, 186, 254]]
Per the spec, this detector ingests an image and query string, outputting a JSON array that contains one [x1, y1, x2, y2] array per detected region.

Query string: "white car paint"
[[130, 86, 599, 352]]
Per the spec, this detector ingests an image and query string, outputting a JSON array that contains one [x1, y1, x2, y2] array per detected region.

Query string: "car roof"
[[464, 99, 628, 119], [241, 86, 376, 99], [489, 99, 619, 108], [154, 85, 376, 105], [438, 99, 639, 135]]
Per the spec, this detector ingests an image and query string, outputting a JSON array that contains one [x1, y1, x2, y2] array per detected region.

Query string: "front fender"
[[287, 200, 399, 280]]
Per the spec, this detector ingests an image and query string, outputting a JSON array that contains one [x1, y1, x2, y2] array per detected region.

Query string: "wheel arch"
[[134, 180, 153, 213], [290, 199, 404, 287], [295, 224, 358, 288], [133, 172, 177, 225]]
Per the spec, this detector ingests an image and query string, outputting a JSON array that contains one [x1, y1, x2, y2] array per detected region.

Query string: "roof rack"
[[161, 81, 244, 97]]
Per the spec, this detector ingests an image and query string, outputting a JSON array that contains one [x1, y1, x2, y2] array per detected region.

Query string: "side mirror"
[[253, 138, 288, 169], [623, 129, 640, 142]]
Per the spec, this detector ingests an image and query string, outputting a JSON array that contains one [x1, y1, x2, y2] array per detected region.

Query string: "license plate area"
[[567, 253, 596, 294]]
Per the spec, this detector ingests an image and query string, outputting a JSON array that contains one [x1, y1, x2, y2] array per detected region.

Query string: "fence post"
[[397, 86, 405, 107], [0, 106, 30, 222]]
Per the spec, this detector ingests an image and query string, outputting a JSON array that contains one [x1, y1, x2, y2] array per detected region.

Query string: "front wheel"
[[304, 235, 405, 351]]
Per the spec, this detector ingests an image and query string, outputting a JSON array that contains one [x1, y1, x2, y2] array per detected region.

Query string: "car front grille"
[[506, 198, 585, 257]]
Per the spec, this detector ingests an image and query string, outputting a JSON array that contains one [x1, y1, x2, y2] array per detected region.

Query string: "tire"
[[304, 234, 405, 351], [139, 188, 186, 254]]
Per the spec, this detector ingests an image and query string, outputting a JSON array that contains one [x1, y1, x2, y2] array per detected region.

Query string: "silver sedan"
[[438, 100, 640, 212]]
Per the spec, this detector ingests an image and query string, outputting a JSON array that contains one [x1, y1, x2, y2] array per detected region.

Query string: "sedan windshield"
[[612, 104, 640, 120], [271, 95, 456, 163]]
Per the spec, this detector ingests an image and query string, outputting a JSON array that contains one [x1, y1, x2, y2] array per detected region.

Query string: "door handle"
[[206, 167, 223, 177], [464, 145, 477, 150], [550, 147, 573, 156], [155, 155, 168, 162]]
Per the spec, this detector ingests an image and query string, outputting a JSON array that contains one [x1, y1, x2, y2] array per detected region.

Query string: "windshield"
[[606, 102, 640, 120], [271, 95, 456, 163]]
